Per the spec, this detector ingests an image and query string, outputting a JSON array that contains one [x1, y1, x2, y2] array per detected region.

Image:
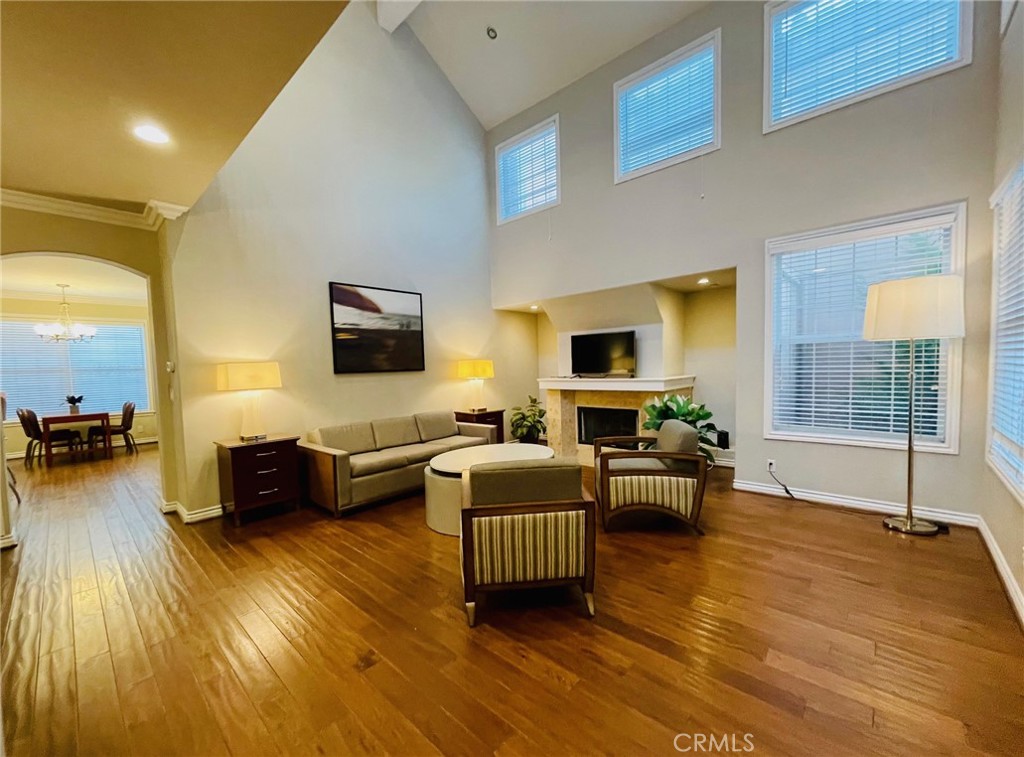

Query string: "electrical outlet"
[[767, 459, 777, 473]]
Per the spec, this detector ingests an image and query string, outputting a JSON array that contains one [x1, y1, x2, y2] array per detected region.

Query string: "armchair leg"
[[583, 592, 596, 618], [465, 602, 476, 627]]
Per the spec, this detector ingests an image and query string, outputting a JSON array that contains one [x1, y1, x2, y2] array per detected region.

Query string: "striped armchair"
[[460, 458, 596, 627], [594, 419, 708, 534]]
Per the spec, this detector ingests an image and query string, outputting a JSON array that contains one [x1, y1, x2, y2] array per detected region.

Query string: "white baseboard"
[[160, 499, 223, 524], [5, 436, 157, 460], [733, 479, 1024, 626], [0, 532, 18, 550]]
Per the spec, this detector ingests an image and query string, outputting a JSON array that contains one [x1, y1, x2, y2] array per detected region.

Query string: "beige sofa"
[[298, 410, 496, 515]]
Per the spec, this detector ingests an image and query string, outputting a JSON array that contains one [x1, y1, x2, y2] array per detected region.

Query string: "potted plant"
[[642, 394, 719, 464], [510, 395, 547, 444], [66, 395, 84, 415]]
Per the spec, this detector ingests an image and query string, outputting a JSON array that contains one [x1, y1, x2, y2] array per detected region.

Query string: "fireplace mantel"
[[537, 375, 695, 393]]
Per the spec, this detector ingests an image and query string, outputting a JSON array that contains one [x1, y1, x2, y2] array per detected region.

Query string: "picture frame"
[[328, 282, 425, 374]]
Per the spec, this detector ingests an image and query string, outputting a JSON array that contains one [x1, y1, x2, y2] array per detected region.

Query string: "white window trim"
[[763, 201, 967, 454], [1, 313, 157, 415], [613, 28, 722, 185], [762, 0, 975, 134], [986, 162, 1024, 508], [494, 114, 561, 226]]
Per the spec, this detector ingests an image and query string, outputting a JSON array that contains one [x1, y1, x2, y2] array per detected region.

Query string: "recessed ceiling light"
[[697, 277, 710, 286], [529, 304, 539, 310], [133, 124, 170, 144]]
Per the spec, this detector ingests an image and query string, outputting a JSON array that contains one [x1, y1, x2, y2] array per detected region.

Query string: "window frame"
[[763, 0, 974, 134], [986, 163, 1024, 507], [494, 114, 561, 226], [763, 202, 966, 454], [0, 313, 156, 417], [613, 28, 722, 185]]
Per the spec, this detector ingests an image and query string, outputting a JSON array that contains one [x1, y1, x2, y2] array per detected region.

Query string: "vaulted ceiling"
[[407, 0, 708, 129]]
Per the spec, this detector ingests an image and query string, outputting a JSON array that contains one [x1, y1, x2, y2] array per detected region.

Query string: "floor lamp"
[[862, 274, 965, 536]]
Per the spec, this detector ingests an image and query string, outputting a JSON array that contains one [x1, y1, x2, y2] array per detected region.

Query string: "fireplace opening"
[[577, 406, 638, 445]]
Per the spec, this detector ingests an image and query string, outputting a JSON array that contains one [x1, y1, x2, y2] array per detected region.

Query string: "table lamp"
[[457, 359, 494, 413], [862, 274, 965, 535], [216, 361, 282, 441]]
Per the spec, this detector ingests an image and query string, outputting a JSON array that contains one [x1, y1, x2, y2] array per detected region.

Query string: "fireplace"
[[577, 407, 638, 445]]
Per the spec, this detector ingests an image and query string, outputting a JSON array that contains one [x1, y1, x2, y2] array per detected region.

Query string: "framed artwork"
[[328, 282, 424, 373]]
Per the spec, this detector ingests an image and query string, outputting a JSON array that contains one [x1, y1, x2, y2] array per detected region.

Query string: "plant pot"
[[69, 406, 80, 415]]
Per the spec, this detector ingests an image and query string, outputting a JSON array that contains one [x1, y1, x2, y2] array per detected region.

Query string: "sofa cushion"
[[425, 435, 488, 453], [349, 449, 410, 477], [372, 416, 420, 449], [392, 442, 442, 465], [414, 410, 458, 442], [606, 456, 669, 472], [318, 422, 376, 454], [656, 420, 699, 471]]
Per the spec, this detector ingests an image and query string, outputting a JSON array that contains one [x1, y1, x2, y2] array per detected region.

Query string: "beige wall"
[[487, 2, 1009, 570], [683, 286, 736, 442], [0, 207, 182, 505], [537, 312, 559, 380], [0, 295, 160, 455], [166, 2, 539, 513]]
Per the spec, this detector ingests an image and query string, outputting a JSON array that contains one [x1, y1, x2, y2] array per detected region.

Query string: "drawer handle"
[[257, 468, 278, 474], [256, 451, 277, 457], [258, 488, 279, 496]]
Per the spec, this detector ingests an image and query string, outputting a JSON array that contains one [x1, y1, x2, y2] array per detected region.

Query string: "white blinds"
[[770, 214, 957, 447], [497, 117, 559, 223], [768, 0, 964, 127], [990, 165, 1024, 498], [0, 320, 150, 415], [616, 32, 718, 180]]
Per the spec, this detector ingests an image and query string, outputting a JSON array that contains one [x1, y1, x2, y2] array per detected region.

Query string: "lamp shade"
[[216, 361, 282, 391], [457, 359, 495, 380], [863, 274, 965, 341]]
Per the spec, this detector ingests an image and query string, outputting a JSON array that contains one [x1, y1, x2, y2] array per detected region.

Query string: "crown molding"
[[0, 188, 189, 230]]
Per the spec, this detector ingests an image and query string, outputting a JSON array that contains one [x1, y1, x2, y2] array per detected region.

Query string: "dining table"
[[42, 412, 112, 467]]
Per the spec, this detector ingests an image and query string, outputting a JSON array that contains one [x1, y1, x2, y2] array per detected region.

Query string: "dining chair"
[[88, 401, 136, 455], [16, 408, 83, 467]]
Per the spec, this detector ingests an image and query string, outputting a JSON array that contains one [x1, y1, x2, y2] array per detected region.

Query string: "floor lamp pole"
[[883, 337, 938, 535]]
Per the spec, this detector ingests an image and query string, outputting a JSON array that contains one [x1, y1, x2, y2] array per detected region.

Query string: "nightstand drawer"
[[232, 440, 295, 471], [234, 463, 297, 503]]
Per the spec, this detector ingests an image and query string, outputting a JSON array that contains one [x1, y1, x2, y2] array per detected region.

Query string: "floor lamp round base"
[[883, 515, 939, 536]]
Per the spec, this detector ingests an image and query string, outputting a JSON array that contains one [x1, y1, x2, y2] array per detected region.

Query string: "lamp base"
[[239, 433, 268, 443], [883, 515, 939, 536]]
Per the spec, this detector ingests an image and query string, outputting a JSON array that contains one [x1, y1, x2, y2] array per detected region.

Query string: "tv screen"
[[571, 331, 636, 377]]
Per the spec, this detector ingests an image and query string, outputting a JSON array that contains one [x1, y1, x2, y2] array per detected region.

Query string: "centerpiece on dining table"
[[65, 395, 84, 415]]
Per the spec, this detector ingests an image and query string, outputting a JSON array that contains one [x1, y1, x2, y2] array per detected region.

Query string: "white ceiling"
[[0, 255, 148, 303], [407, 0, 708, 129]]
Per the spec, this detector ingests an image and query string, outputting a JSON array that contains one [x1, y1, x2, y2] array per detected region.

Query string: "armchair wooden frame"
[[594, 435, 708, 534], [460, 498, 597, 627]]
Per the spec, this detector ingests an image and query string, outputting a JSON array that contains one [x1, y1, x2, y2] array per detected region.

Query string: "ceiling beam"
[[377, 0, 421, 33]]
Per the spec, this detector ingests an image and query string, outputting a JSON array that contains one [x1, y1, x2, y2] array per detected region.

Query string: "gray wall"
[[487, 2, 1014, 579]]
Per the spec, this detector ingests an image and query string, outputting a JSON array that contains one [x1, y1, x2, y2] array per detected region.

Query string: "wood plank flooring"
[[2, 447, 1022, 755]]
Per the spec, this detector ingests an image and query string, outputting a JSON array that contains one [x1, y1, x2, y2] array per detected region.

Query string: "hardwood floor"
[[3, 447, 1022, 756]]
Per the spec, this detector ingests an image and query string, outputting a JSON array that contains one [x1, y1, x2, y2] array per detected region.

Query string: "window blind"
[[769, 213, 957, 447], [0, 320, 150, 416], [990, 165, 1024, 498], [768, 0, 965, 128], [496, 117, 559, 223], [616, 31, 718, 180]]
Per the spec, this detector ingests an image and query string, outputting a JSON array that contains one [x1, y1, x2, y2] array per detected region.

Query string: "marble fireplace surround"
[[539, 376, 695, 464]]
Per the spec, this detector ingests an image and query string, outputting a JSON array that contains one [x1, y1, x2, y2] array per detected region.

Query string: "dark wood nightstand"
[[455, 409, 505, 443], [214, 434, 300, 526]]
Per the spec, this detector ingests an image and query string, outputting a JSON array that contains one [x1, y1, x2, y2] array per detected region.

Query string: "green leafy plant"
[[642, 394, 718, 464], [65, 395, 84, 406], [510, 395, 547, 444]]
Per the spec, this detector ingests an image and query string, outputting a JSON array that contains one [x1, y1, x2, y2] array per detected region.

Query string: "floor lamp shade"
[[861, 274, 964, 536], [863, 274, 965, 341], [216, 362, 282, 441]]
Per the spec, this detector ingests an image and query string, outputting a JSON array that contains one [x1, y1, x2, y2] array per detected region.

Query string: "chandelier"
[[33, 284, 97, 343]]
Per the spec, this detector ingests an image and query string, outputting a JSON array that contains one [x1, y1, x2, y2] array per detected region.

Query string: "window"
[[1, 320, 151, 416], [766, 204, 964, 451], [495, 115, 559, 224], [989, 164, 1024, 502], [765, 0, 972, 131], [615, 29, 720, 183]]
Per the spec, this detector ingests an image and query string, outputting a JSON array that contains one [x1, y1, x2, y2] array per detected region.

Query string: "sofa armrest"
[[297, 441, 352, 514], [457, 421, 497, 444]]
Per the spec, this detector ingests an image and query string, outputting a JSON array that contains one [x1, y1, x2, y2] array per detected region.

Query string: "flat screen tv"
[[570, 331, 636, 377]]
